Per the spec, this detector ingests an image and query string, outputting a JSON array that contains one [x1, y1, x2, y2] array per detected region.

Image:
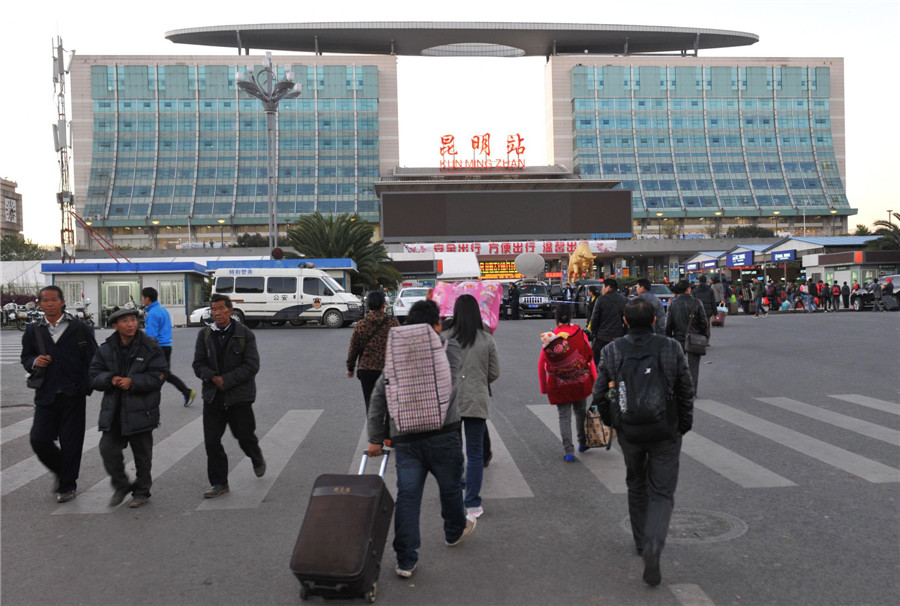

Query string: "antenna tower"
[[53, 37, 77, 262]]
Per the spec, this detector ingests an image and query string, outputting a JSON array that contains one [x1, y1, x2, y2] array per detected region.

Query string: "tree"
[[0, 235, 45, 261], [725, 225, 775, 238], [234, 232, 269, 248], [868, 212, 900, 250], [853, 224, 871, 236], [284, 213, 402, 292]]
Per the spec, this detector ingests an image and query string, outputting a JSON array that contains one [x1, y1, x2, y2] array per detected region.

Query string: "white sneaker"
[[446, 516, 476, 546], [395, 564, 416, 578], [466, 506, 484, 518]]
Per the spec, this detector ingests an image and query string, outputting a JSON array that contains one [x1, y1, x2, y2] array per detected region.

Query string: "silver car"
[[391, 287, 430, 322]]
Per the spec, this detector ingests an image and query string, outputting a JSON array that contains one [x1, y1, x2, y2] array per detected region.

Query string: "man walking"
[[367, 300, 475, 579], [21, 286, 98, 503], [841, 282, 851, 309], [751, 277, 767, 317], [193, 294, 266, 498], [589, 278, 628, 365], [665, 280, 707, 394], [593, 297, 694, 587], [89, 308, 168, 508], [636, 278, 666, 335], [142, 287, 196, 406]]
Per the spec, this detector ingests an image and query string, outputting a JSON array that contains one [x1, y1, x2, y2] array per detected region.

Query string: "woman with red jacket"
[[538, 303, 598, 461]]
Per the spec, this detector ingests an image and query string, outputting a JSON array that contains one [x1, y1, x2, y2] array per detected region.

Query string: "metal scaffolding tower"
[[53, 37, 77, 262]]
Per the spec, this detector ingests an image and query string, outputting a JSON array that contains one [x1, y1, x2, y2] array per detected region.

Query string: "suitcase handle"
[[358, 448, 391, 477]]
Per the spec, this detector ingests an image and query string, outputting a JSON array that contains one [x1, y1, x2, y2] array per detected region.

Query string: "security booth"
[[803, 250, 900, 286], [42, 262, 208, 327]]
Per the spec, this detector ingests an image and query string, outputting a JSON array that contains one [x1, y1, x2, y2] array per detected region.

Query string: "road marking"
[[682, 432, 796, 488], [528, 404, 627, 494], [53, 417, 205, 515], [758, 397, 900, 445], [1, 418, 33, 445], [829, 394, 900, 416], [696, 400, 900, 483], [670, 583, 716, 605], [198, 409, 322, 511], [0, 427, 103, 496]]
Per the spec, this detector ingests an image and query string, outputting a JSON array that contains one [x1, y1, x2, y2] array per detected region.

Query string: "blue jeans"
[[392, 431, 466, 569], [754, 296, 766, 315], [461, 417, 486, 508]]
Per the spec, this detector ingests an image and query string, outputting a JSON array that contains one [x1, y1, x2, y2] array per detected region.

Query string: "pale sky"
[[1, 0, 897, 246]]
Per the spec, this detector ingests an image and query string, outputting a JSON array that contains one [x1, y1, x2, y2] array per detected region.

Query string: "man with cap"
[[21, 285, 98, 503], [89, 307, 168, 508]]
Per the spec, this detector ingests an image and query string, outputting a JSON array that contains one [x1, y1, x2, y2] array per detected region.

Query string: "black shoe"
[[109, 486, 131, 507], [642, 548, 661, 587], [128, 495, 150, 508], [203, 484, 229, 498], [252, 454, 267, 478], [483, 451, 493, 468], [56, 491, 76, 504]]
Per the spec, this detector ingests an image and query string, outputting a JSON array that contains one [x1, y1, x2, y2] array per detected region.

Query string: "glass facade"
[[82, 62, 382, 226], [570, 64, 850, 218]]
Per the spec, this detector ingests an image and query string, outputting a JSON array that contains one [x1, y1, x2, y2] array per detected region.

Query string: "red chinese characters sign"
[[439, 133, 526, 169], [403, 240, 617, 256]]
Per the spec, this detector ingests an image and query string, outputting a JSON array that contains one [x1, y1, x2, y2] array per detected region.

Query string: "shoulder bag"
[[684, 301, 708, 356]]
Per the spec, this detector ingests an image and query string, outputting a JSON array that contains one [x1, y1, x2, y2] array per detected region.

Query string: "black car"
[[850, 275, 900, 310], [572, 279, 604, 318], [517, 280, 555, 319]]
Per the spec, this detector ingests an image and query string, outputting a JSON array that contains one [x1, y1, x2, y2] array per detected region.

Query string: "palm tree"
[[284, 212, 401, 292], [868, 212, 900, 250], [853, 224, 871, 236]]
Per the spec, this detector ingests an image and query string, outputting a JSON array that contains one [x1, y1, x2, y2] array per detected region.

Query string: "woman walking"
[[346, 290, 400, 412], [538, 303, 597, 461], [448, 294, 500, 519]]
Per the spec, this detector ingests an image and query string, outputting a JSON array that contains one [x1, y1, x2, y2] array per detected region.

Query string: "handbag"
[[26, 325, 48, 389], [684, 302, 708, 355], [584, 404, 615, 449]]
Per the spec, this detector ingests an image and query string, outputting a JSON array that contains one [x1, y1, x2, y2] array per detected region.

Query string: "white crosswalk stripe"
[[53, 417, 206, 515], [696, 399, 900, 483], [681, 432, 795, 488], [198, 409, 322, 511], [757, 397, 900, 445], [528, 404, 628, 494], [829, 394, 900, 416], [670, 583, 717, 605], [1, 333, 23, 365], [1, 418, 33, 445], [0, 427, 103, 496]]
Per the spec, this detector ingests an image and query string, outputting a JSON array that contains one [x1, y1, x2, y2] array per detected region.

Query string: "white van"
[[211, 267, 363, 328]]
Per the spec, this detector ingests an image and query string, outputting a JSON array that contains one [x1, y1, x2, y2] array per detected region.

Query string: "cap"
[[108, 308, 139, 326]]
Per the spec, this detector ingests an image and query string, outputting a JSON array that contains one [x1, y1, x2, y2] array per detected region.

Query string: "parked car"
[[188, 306, 211, 326], [572, 279, 604, 318], [392, 287, 430, 322], [850, 274, 900, 311], [517, 280, 555, 319], [647, 283, 675, 309]]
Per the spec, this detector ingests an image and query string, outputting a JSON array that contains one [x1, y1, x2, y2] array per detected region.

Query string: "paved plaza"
[[1, 311, 898, 605]]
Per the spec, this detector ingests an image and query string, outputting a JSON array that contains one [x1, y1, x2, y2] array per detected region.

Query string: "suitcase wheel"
[[365, 583, 377, 604]]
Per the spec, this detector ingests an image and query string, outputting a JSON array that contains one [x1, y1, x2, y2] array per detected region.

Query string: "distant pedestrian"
[[593, 297, 694, 587], [751, 277, 767, 317], [509, 282, 520, 320], [741, 282, 752, 315], [21, 286, 98, 504], [831, 282, 842, 311], [193, 294, 266, 499], [584, 285, 600, 339], [538, 303, 596, 460], [636, 278, 666, 335], [589, 279, 628, 366], [841, 282, 851, 309], [884, 278, 894, 297], [346, 290, 400, 411], [141, 287, 196, 406], [870, 280, 885, 312], [90, 308, 167, 508]]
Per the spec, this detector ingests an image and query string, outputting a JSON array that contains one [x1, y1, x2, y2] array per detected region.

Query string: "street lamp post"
[[236, 52, 302, 250], [773, 210, 781, 235], [656, 212, 663, 238], [888, 210, 894, 226], [830, 209, 838, 236], [151, 220, 160, 249], [714, 210, 722, 238], [217, 219, 226, 247]]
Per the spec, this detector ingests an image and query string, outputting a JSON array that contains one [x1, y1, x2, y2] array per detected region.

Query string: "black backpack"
[[612, 335, 677, 443]]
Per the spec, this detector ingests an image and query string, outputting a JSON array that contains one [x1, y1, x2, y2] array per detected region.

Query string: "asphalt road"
[[1, 309, 899, 606]]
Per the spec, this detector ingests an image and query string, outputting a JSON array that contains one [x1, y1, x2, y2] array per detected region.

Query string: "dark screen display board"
[[381, 189, 633, 241]]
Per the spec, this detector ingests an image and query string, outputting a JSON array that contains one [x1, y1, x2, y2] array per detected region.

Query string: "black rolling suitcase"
[[290, 452, 394, 603], [884, 295, 899, 311]]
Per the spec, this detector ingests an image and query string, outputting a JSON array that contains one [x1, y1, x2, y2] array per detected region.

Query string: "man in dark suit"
[[21, 286, 98, 503]]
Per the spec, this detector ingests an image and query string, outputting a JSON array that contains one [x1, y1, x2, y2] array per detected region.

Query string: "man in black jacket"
[[89, 308, 168, 508], [193, 294, 265, 498], [692, 276, 717, 335], [588, 278, 628, 365], [666, 280, 708, 394], [21, 286, 98, 503], [592, 297, 694, 588]]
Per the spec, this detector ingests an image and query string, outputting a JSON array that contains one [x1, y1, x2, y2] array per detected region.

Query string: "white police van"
[[211, 266, 362, 328]]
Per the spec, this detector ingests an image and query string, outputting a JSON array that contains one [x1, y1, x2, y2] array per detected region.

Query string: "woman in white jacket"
[[448, 295, 500, 519]]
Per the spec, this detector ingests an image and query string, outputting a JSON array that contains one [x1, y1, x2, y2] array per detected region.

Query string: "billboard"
[[381, 189, 633, 242], [727, 251, 754, 267], [772, 250, 796, 262]]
